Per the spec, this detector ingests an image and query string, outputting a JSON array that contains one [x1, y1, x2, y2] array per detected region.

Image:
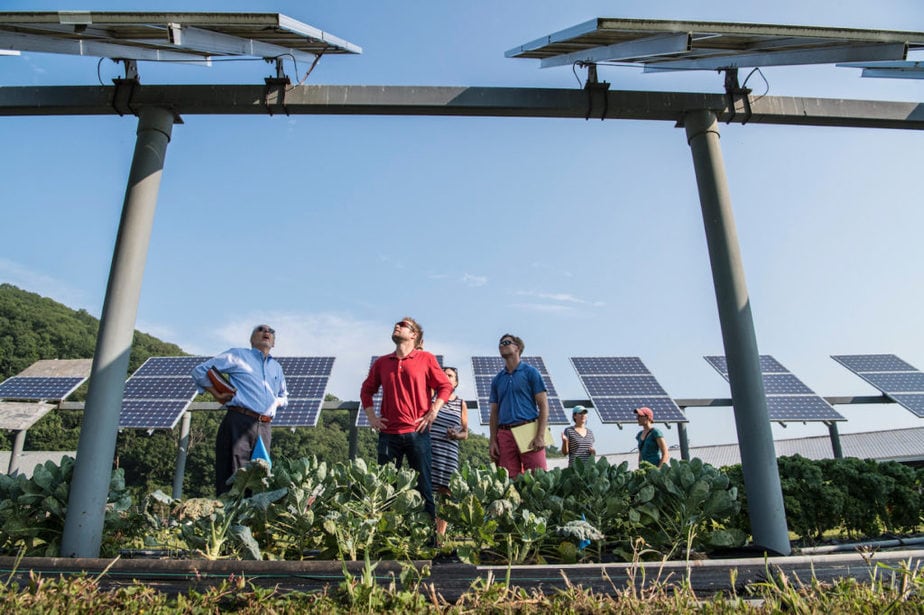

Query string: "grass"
[[1, 553, 923, 613]]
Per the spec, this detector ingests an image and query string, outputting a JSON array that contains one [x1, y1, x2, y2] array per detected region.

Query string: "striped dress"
[[564, 426, 595, 467], [431, 396, 464, 489]]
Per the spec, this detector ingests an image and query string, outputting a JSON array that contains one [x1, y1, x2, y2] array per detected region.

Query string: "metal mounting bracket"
[[581, 62, 611, 121], [263, 58, 291, 116], [111, 59, 139, 116], [722, 68, 753, 125]]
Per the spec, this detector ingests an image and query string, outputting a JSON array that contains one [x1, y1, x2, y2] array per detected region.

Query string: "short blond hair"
[[402, 316, 424, 349]]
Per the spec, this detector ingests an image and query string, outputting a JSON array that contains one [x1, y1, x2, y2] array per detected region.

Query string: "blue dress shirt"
[[192, 347, 287, 417]]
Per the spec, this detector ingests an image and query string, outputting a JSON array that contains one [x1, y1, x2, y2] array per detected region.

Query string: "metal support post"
[[8, 429, 26, 475], [684, 109, 791, 556], [172, 412, 192, 499], [61, 106, 175, 558], [348, 408, 359, 461], [827, 421, 844, 459], [676, 421, 690, 461]]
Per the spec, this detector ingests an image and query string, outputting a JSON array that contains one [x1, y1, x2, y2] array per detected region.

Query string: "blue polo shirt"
[[490, 361, 546, 426]]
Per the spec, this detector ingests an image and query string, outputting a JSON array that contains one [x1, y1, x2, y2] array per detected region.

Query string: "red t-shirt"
[[360, 350, 453, 434]]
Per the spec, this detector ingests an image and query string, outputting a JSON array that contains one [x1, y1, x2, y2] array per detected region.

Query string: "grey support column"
[[172, 411, 192, 500], [8, 429, 26, 475], [61, 106, 175, 557], [676, 421, 690, 461], [827, 421, 844, 459], [684, 109, 790, 556]]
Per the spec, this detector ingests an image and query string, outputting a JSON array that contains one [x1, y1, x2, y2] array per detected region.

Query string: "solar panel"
[[276, 356, 335, 376], [134, 356, 209, 377], [120, 357, 203, 429], [570, 356, 687, 424], [274, 398, 324, 428], [356, 354, 443, 427], [507, 19, 922, 71], [0, 376, 86, 401], [705, 355, 845, 422], [832, 354, 916, 373], [0, 12, 362, 64], [704, 354, 788, 376], [123, 376, 198, 400], [470, 356, 570, 426], [832, 354, 924, 418], [120, 400, 190, 430], [272, 356, 334, 428]]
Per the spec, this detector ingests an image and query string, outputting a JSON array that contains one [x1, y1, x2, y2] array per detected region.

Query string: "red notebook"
[[206, 366, 237, 396]]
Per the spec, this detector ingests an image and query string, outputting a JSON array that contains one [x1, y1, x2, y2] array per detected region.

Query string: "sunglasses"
[[499, 339, 516, 347], [255, 326, 276, 334], [395, 321, 416, 331]]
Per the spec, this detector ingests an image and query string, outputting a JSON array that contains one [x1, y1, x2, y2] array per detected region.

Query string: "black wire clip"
[[722, 68, 752, 125]]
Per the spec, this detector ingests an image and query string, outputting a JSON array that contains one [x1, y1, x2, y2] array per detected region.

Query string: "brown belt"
[[498, 418, 536, 430], [228, 405, 272, 423]]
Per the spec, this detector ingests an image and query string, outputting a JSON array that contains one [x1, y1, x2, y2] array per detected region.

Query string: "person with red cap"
[[634, 406, 669, 468]]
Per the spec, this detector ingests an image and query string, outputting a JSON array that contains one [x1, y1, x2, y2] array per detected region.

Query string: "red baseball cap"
[[634, 406, 654, 420]]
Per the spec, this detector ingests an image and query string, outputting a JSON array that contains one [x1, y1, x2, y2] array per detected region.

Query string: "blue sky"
[[2, 1, 923, 455]]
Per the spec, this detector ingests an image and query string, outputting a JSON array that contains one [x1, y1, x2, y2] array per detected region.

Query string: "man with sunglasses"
[[192, 324, 287, 496], [360, 317, 453, 522], [489, 333, 549, 477]]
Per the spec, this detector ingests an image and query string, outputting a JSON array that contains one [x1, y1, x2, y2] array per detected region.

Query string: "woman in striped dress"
[[431, 366, 468, 538], [562, 405, 596, 467]]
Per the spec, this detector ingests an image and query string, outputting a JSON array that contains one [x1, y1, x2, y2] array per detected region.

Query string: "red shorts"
[[496, 428, 547, 478]]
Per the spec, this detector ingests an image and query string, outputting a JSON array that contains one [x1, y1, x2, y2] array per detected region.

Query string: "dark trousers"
[[377, 431, 435, 518], [215, 409, 272, 496]]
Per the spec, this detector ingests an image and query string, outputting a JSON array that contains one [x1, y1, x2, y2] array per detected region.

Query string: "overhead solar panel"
[[0, 376, 86, 401], [470, 356, 570, 426], [120, 356, 204, 429], [838, 60, 924, 80], [357, 354, 443, 427], [0, 12, 361, 63], [506, 18, 923, 71], [832, 354, 924, 418], [705, 354, 845, 422], [272, 356, 335, 428], [570, 356, 687, 424]]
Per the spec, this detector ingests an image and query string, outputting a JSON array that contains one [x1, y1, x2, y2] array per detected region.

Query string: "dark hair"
[[443, 366, 459, 383], [499, 333, 525, 353]]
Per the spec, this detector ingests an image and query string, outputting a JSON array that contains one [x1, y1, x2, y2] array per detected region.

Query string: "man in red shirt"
[[360, 316, 453, 520]]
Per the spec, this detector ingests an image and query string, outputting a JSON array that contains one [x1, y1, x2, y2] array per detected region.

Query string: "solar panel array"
[[832, 354, 924, 418], [705, 355, 845, 422], [570, 356, 687, 424], [274, 356, 335, 427], [0, 376, 86, 401], [356, 354, 443, 427], [471, 356, 569, 426], [120, 356, 206, 429]]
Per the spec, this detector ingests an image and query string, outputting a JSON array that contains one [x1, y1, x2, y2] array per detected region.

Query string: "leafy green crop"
[[0, 456, 133, 556]]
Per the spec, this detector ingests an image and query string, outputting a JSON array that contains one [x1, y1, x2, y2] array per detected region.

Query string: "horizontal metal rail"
[[0, 84, 922, 130]]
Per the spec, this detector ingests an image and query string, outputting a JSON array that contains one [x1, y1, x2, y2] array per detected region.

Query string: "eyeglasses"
[[395, 321, 416, 331], [255, 326, 275, 334], [499, 339, 516, 347]]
